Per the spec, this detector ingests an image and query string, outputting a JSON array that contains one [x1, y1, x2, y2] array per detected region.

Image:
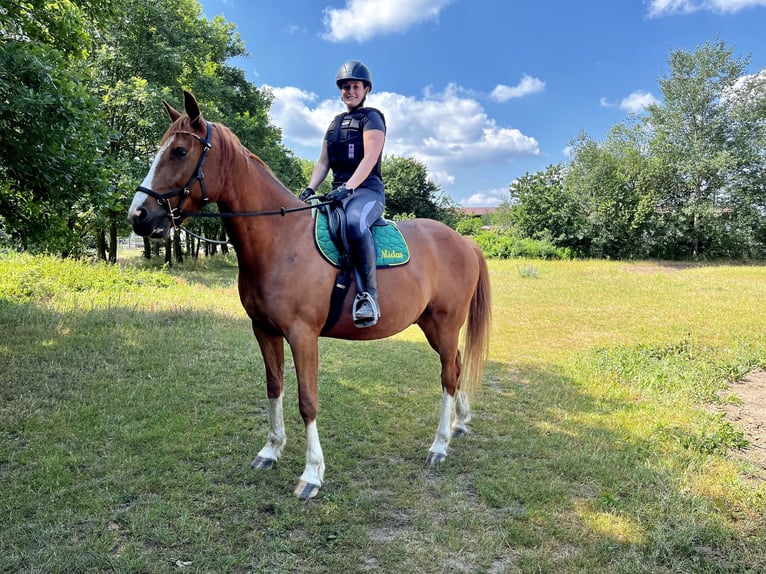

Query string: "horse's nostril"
[[129, 207, 146, 224]]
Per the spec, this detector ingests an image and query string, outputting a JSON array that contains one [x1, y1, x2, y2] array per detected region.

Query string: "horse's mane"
[[173, 115, 297, 200], [205, 119, 294, 197]]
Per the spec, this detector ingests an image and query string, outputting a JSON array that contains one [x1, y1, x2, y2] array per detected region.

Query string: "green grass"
[[1, 252, 765, 573]]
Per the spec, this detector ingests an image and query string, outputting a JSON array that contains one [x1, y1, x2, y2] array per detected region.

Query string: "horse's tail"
[[461, 244, 492, 397]]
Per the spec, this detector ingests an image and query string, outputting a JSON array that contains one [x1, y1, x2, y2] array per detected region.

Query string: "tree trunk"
[[108, 218, 118, 263], [174, 227, 183, 264], [97, 229, 107, 261]]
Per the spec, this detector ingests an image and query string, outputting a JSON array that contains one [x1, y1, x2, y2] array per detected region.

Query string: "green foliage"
[[0, 0, 300, 258], [507, 164, 587, 254], [0, 252, 172, 303], [509, 39, 766, 260], [0, 37, 109, 254], [454, 216, 483, 236], [472, 229, 571, 259], [382, 155, 457, 225]]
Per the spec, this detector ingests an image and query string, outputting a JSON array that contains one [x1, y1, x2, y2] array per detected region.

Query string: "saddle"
[[314, 204, 410, 333]]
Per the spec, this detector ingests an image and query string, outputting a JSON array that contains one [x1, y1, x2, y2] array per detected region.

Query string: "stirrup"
[[353, 292, 379, 327]]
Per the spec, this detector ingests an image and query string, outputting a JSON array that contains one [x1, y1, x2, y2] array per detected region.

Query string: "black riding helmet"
[[335, 60, 372, 91]]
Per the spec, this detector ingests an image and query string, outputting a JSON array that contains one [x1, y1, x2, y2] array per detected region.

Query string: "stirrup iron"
[[353, 292, 379, 327]]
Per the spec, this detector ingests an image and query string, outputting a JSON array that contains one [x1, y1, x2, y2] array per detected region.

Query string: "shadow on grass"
[[0, 298, 762, 573]]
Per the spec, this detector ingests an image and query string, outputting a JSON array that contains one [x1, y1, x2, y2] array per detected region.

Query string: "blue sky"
[[196, 0, 766, 206]]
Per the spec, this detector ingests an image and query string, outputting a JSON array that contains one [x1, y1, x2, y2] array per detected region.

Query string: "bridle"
[[135, 120, 330, 233], [135, 121, 214, 226]]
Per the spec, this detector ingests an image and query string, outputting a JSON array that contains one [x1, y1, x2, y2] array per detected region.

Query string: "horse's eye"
[[172, 147, 188, 159]]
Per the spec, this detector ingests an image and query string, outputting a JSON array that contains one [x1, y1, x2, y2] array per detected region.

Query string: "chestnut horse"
[[128, 91, 491, 499]]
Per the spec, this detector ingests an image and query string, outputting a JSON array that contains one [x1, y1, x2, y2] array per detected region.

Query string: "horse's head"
[[128, 91, 216, 238]]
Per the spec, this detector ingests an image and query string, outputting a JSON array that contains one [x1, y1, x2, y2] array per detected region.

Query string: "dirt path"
[[718, 369, 766, 470]]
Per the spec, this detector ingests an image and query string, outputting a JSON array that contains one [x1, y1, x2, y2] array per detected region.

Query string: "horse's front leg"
[[289, 333, 324, 500], [251, 331, 287, 470], [427, 390, 455, 465]]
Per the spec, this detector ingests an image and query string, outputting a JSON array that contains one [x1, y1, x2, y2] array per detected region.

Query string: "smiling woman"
[[301, 60, 387, 327]]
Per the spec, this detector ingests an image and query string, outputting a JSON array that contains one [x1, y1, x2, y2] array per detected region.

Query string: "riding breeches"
[[340, 188, 384, 243]]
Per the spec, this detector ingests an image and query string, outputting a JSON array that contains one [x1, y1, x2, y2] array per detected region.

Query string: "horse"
[[128, 91, 491, 499]]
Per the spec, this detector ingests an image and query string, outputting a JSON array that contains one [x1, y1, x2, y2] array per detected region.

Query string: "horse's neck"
[[219, 155, 309, 267]]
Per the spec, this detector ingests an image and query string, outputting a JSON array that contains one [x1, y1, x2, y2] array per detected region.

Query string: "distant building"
[[461, 207, 498, 218]]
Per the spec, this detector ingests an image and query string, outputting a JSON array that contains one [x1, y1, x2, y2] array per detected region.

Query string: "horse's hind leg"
[[419, 315, 467, 466], [451, 383, 471, 438], [251, 331, 287, 470]]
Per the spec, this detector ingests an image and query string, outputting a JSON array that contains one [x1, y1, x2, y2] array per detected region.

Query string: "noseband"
[[136, 121, 214, 224]]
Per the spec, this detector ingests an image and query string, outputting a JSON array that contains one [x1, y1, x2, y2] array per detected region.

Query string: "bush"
[[472, 229, 572, 260]]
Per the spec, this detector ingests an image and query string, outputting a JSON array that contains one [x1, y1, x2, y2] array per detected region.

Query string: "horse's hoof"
[[452, 427, 468, 439], [293, 480, 321, 500], [426, 451, 446, 466], [251, 456, 277, 470]]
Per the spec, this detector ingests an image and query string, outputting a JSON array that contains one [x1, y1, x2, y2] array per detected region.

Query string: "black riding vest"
[[326, 107, 386, 191]]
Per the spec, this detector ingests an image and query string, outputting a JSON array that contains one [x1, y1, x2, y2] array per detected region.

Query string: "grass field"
[[1, 252, 765, 573]]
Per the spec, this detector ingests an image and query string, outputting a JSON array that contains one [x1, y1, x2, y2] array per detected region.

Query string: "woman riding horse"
[[128, 91, 491, 500], [300, 60, 386, 328]]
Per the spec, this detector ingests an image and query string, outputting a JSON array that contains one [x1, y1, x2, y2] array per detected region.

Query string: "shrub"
[[472, 229, 572, 260]]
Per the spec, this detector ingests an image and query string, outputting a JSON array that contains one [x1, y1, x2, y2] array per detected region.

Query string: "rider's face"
[[340, 81, 368, 107]]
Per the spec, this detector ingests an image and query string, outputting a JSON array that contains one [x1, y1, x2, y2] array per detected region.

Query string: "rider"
[[300, 60, 386, 328]]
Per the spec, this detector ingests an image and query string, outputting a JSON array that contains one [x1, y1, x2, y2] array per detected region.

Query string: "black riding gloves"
[[299, 187, 314, 202], [327, 184, 353, 202]]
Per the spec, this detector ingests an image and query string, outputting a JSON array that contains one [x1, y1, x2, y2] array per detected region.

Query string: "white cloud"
[[322, 0, 454, 42], [647, 0, 766, 16], [370, 84, 539, 174], [264, 85, 344, 146], [619, 90, 659, 112], [266, 82, 540, 187], [490, 75, 546, 102], [429, 170, 455, 187], [599, 97, 614, 108], [461, 189, 508, 208]]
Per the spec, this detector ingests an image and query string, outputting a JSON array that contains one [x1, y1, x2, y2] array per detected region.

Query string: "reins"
[[179, 200, 332, 245], [136, 119, 334, 244], [180, 201, 329, 219]]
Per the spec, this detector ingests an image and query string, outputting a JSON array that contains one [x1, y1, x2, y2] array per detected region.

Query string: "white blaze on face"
[[129, 136, 175, 214]]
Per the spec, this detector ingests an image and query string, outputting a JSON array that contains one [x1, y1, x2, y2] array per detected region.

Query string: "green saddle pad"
[[314, 211, 410, 268]]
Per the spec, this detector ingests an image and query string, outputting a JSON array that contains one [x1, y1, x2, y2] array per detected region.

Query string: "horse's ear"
[[163, 100, 182, 122], [183, 90, 204, 129]]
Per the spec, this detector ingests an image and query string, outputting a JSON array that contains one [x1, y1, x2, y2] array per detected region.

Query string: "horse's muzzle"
[[128, 205, 170, 238]]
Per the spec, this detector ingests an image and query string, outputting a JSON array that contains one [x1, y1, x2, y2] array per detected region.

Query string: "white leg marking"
[[293, 421, 325, 498], [428, 391, 455, 462], [452, 389, 471, 437], [299, 421, 325, 486], [256, 395, 286, 462]]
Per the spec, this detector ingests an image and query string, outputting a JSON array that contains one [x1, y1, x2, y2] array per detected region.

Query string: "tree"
[[547, 39, 766, 260], [382, 155, 457, 223], [507, 164, 587, 253], [647, 38, 756, 257], [565, 125, 668, 258], [1, 0, 303, 259], [0, 1, 110, 255]]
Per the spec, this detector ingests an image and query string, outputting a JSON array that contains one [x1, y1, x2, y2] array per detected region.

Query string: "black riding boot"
[[351, 235, 380, 328]]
